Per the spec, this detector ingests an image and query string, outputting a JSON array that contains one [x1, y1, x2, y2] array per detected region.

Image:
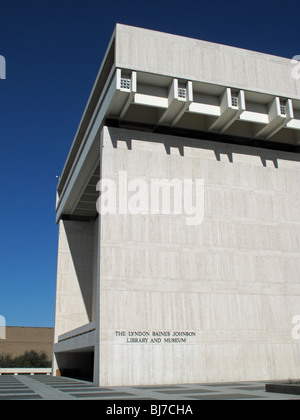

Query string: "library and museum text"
[[115, 330, 196, 344]]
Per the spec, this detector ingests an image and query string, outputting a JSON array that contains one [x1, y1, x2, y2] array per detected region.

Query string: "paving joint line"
[[15, 375, 77, 400]]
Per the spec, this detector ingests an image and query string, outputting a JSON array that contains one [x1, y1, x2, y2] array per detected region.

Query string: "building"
[[53, 24, 300, 386], [0, 327, 53, 361]]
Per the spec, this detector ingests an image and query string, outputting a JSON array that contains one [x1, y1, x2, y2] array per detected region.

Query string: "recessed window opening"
[[120, 78, 131, 90], [280, 105, 286, 115], [178, 87, 186, 99], [231, 96, 239, 108]]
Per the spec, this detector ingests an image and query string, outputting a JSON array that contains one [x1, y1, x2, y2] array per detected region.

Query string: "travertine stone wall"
[[54, 220, 95, 342], [98, 126, 300, 386], [115, 24, 300, 99]]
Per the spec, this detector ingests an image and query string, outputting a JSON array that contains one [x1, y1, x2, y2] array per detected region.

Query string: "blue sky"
[[0, 0, 299, 327]]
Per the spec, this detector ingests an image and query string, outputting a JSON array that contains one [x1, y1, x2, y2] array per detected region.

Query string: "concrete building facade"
[[53, 25, 300, 385]]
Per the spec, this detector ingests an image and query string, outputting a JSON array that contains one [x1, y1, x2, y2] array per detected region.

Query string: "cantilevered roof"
[[56, 24, 300, 223]]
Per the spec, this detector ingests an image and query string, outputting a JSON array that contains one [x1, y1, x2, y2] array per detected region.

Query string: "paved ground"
[[0, 375, 299, 400]]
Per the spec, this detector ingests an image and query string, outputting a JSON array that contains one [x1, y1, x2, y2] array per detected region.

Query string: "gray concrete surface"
[[0, 375, 299, 400]]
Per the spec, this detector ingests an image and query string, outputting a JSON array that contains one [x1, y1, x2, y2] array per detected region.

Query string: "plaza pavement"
[[0, 374, 299, 400]]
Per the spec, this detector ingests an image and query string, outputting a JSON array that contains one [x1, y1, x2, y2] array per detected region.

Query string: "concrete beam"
[[118, 70, 137, 120], [209, 88, 245, 132], [254, 97, 293, 139], [158, 79, 193, 126]]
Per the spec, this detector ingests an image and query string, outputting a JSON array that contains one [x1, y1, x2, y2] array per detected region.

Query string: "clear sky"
[[0, 0, 299, 327]]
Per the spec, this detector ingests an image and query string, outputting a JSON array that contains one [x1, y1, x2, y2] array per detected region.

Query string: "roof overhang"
[[55, 24, 300, 223]]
